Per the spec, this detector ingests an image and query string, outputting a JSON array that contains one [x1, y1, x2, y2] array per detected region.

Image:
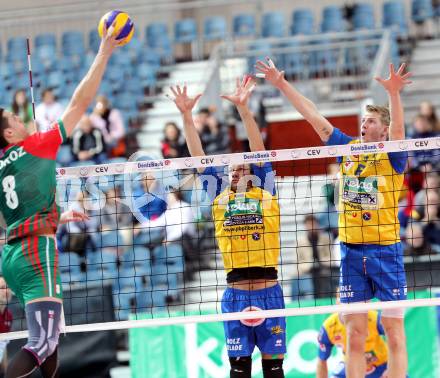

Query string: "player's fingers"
[[389, 62, 395, 74], [402, 72, 412, 79], [266, 56, 275, 68], [220, 95, 233, 102], [255, 60, 269, 70], [169, 87, 178, 97], [397, 62, 406, 75], [374, 77, 385, 84], [176, 85, 182, 95], [194, 93, 203, 103], [404, 80, 413, 85], [255, 72, 266, 79]]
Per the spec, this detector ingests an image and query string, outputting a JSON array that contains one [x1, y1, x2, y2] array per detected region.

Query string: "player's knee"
[[229, 356, 252, 378], [262, 358, 284, 378], [346, 326, 367, 351], [24, 301, 62, 365]]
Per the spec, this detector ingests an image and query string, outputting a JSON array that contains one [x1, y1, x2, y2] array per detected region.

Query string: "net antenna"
[[26, 38, 38, 131]]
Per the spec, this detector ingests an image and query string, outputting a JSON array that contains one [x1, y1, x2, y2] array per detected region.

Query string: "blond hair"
[[366, 105, 390, 126]]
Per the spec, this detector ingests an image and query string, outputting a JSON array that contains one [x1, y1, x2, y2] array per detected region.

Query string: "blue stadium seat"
[[0, 62, 14, 80], [13, 74, 30, 91], [174, 18, 198, 44], [353, 3, 376, 30], [98, 79, 113, 97], [46, 70, 65, 89], [291, 9, 315, 35], [204, 16, 227, 41], [122, 77, 144, 97], [412, 0, 434, 23], [136, 63, 157, 87], [383, 1, 408, 35], [262, 12, 285, 38], [35, 45, 57, 71], [233, 14, 256, 37], [146, 23, 173, 62], [282, 39, 305, 77], [35, 33, 56, 48], [7, 37, 27, 54], [247, 40, 272, 72], [146, 22, 169, 47], [62, 31, 85, 56], [321, 6, 346, 32], [114, 92, 137, 113], [88, 29, 101, 53], [139, 50, 161, 69]]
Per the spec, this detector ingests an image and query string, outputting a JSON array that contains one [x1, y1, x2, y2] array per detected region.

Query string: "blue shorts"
[[332, 362, 387, 378], [221, 284, 286, 357], [339, 243, 407, 303]]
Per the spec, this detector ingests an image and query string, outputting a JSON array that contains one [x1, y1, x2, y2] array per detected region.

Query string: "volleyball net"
[[1, 136, 440, 340]]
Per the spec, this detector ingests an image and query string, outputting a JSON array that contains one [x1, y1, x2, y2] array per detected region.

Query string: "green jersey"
[[0, 120, 67, 240]]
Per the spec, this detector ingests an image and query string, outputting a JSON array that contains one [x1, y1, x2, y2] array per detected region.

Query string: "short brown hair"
[[366, 104, 390, 126], [0, 108, 9, 149]]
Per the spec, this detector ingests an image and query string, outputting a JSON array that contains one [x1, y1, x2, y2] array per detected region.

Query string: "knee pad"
[[262, 359, 284, 378], [23, 301, 62, 365], [229, 356, 252, 378]]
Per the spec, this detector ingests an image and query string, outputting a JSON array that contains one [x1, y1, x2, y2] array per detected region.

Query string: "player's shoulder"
[[323, 312, 340, 329]]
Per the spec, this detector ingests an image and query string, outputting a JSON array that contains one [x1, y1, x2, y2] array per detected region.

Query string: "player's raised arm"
[[256, 57, 334, 142], [168, 85, 204, 157], [221, 76, 265, 152], [375, 63, 412, 141], [61, 24, 118, 137]]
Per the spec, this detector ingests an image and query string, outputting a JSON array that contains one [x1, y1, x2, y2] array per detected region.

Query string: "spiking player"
[[257, 58, 411, 378], [169, 77, 286, 378], [0, 25, 118, 377]]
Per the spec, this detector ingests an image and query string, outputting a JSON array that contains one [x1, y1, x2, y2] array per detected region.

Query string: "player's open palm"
[[221, 75, 256, 107], [255, 57, 285, 89], [375, 63, 412, 94], [169, 85, 202, 114]]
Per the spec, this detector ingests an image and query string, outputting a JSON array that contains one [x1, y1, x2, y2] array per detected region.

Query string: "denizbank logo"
[[137, 160, 165, 169], [350, 143, 384, 153], [243, 152, 270, 161]]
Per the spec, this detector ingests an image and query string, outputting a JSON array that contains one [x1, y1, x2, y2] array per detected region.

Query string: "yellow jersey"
[[201, 163, 281, 278], [328, 128, 407, 245], [318, 311, 388, 369]]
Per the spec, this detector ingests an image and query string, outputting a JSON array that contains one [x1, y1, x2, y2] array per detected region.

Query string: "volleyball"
[[98, 10, 134, 46]]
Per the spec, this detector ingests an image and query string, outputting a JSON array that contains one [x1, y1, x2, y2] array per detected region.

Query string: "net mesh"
[[1, 137, 440, 339]]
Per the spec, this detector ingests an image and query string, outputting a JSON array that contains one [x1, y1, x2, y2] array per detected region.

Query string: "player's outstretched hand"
[[168, 85, 202, 114], [60, 210, 90, 224], [375, 63, 412, 94], [221, 75, 256, 108], [99, 21, 119, 56], [255, 57, 285, 89]]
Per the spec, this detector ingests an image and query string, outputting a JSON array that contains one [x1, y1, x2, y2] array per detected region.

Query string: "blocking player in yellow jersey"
[[257, 58, 411, 378], [317, 311, 388, 378], [169, 77, 285, 378]]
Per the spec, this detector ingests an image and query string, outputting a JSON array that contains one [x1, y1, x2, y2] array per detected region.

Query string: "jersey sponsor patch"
[[223, 198, 263, 227], [342, 176, 380, 210]]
